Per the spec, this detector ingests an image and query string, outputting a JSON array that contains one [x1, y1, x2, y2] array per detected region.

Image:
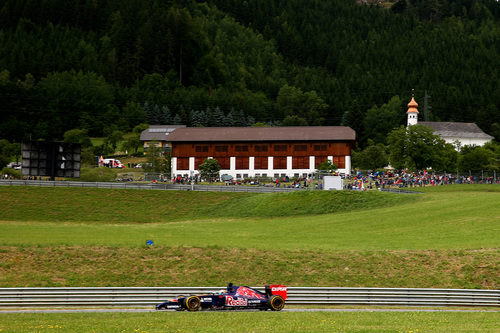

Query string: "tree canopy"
[[0, 0, 498, 148], [387, 125, 451, 170], [198, 158, 221, 181]]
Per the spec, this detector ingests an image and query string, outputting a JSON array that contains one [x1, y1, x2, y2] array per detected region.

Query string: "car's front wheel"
[[268, 295, 285, 311], [183, 296, 201, 311]]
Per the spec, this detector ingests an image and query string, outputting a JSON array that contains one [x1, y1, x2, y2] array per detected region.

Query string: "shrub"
[[1, 167, 21, 179]]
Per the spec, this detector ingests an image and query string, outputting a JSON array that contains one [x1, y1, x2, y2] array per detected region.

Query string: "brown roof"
[[420, 122, 493, 140], [167, 126, 356, 142], [140, 125, 186, 141]]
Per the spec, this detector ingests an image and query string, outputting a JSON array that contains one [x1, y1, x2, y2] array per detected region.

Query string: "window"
[[254, 156, 268, 169], [177, 157, 189, 170], [292, 156, 309, 169], [273, 156, 287, 169], [235, 145, 248, 152], [294, 144, 307, 152], [255, 144, 268, 152], [273, 144, 287, 152], [215, 145, 228, 152], [333, 156, 345, 168], [315, 156, 328, 168], [195, 157, 207, 169], [215, 157, 230, 169], [314, 145, 327, 151], [195, 145, 208, 152], [236, 157, 249, 169]]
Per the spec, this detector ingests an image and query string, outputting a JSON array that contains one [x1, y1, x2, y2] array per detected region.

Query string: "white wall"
[[442, 136, 491, 148], [172, 155, 352, 178]]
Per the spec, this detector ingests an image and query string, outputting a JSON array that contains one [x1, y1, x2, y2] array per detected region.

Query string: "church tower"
[[406, 91, 419, 126]]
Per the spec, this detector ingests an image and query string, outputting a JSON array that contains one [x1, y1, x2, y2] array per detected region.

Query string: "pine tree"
[[159, 105, 172, 124], [206, 106, 214, 126], [147, 104, 161, 124], [246, 115, 255, 126], [173, 114, 182, 125], [190, 109, 206, 127], [144, 102, 154, 124], [212, 106, 225, 126], [234, 109, 247, 127], [225, 108, 235, 127]]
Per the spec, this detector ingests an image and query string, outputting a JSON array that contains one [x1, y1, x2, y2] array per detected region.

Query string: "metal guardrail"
[[378, 188, 423, 194], [171, 184, 302, 192], [0, 287, 498, 308], [0, 180, 302, 193]]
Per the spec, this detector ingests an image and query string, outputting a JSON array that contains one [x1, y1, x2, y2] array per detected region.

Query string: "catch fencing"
[[0, 180, 301, 193], [0, 287, 498, 308]]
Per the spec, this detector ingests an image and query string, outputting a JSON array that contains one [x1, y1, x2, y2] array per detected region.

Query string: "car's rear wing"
[[265, 284, 287, 300]]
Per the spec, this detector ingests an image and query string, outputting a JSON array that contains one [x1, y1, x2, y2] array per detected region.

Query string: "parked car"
[[156, 283, 287, 311]]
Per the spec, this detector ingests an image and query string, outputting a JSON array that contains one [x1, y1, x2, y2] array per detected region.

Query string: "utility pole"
[[423, 90, 431, 121]]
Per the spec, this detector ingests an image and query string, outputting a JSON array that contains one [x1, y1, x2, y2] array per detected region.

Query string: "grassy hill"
[[0, 186, 419, 222], [0, 185, 498, 288]]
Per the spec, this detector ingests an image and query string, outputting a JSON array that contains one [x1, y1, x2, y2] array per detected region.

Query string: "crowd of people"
[[168, 170, 500, 190], [344, 170, 500, 190], [3, 167, 498, 189]]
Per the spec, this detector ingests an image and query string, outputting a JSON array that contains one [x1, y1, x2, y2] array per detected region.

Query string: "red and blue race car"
[[156, 283, 287, 311]]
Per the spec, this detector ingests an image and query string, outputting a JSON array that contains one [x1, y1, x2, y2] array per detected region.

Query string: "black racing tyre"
[[183, 296, 201, 311], [268, 295, 285, 311]]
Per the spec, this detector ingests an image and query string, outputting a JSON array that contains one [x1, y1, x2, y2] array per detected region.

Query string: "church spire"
[[406, 89, 419, 126]]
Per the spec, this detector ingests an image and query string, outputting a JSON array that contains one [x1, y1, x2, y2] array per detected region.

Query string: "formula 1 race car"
[[156, 283, 287, 311]]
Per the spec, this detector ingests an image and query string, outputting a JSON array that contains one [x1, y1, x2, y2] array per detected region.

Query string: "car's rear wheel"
[[268, 295, 285, 311], [184, 296, 201, 311]]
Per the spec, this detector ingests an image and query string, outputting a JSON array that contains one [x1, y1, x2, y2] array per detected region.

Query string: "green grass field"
[[0, 186, 419, 222], [0, 184, 499, 332], [0, 185, 498, 288], [0, 186, 498, 251], [1, 311, 499, 333]]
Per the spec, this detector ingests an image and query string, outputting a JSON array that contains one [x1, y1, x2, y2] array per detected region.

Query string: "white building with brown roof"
[[406, 98, 493, 149], [167, 126, 356, 179]]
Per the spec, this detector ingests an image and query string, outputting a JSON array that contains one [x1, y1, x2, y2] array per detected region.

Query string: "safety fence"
[[378, 188, 422, 194], [1, 287, 498, 308], [0, 180, 301, 193]]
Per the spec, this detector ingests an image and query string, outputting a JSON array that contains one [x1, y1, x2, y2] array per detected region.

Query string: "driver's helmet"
[[217, 289, 225, 295]]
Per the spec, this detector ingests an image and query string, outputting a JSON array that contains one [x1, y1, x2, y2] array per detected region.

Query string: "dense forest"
[[0, 0, 499, 148]]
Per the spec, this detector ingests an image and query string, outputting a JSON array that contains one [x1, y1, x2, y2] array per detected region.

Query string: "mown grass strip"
[[1, 246, 498, 288], [1, 311, 499, 333]]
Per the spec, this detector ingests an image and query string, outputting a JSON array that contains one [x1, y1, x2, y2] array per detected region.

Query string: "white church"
[[406, 96, 493, 149]]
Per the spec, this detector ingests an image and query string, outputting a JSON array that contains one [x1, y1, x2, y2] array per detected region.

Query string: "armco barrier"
[[0, 287, 498, 308], [0, 180, 301, 193]]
